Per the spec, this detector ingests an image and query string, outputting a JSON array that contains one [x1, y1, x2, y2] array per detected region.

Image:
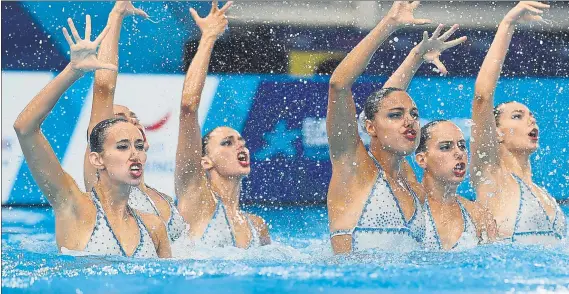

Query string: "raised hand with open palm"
[[62, 15, 117, 72], [415, 24, 468, 75], [189, 0, 234, 39]]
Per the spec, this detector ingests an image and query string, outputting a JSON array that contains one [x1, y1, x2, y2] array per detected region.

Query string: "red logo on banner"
[[144, 111, 172, 132]]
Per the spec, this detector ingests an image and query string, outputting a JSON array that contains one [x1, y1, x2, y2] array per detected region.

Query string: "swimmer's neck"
[[94, 176, 132, 219], [369, 144, 404, 179], [499, 146, 533, 182], [422, 173, 458, 205], [208, 173, 242, 212]]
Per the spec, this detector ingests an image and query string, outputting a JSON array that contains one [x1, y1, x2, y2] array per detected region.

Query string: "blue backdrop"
[[4, 73, 568, 205], [2, 1, 568, 205]]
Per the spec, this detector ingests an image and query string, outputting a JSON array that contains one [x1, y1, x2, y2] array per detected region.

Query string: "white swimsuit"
[[82, 188, 158, 258], [196, 192, 260, 249], [423, 198, 479, 250], [507, 174, 566, 244], [330, 151, 425, 252]]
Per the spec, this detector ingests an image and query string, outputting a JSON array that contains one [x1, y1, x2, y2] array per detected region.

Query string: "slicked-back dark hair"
[[89, 118, 129, 153], [202, 127, 220, 156], [416, 119, 450, 153], [493, 101, 515, 127], [363, 87, 405, 121]]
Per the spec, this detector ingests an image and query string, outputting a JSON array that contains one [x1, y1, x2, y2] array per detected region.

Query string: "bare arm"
[[15, 66, 86, 211], [175, 1, 233, 201], [141, 213, 172, 258], [471, 1, 549, 185], [84, 2, 148, 191], [14, 16, 114, 211], [327, 1, 430, 160], [384, 24, 467, 90], [459, 198, 498, 243]]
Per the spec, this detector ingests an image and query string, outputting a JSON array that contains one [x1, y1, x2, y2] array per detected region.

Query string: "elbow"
[[13, 117, 35, 137], [473, 84, 493, 104], [180, 93, 199, 113], [329, 76, 348, 92], [93, 78, 116, 96], [474, 78, 495, 102]]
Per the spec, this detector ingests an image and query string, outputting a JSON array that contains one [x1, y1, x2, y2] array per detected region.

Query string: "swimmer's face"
[[416, 122, 468, 185], [90, 122, 147, 186], [202, 127, 250, 177], [113, 104, 149, 151], [496, 102, 539, 154], [365, 92, 420, 155]]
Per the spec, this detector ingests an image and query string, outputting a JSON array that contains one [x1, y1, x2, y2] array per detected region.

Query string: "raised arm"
[[13, 16, 115, 211], [470, 1, 549, 183], [384, 24, 467, 90], [327, 1, 430, 160], [175, 1, 233, 200], [84, 2, 148, 191]]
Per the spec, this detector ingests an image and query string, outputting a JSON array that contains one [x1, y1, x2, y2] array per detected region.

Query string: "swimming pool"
[[3, 205, 569, 293]]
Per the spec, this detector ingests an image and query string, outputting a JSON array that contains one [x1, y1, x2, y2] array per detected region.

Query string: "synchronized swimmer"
[[13, 1, 566, 258]]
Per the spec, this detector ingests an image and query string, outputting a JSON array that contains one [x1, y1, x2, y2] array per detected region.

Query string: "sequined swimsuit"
[[82, 188, 158, 258], [506, 174, 566, 244], [330, 151, 425, 252], [422, 198, 479, 250], [196, 192, 260, 248]]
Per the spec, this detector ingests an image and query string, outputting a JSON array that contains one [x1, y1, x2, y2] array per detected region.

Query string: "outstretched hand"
[[62, 15, 117, 72], [190, 0, 234, 39], [503, 1, 550, 25], [414, 24, 467, 75], [386, 1, 431, 28], [112, 1, 149, 19]]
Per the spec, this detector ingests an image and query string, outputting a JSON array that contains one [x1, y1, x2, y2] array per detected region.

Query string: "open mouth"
[[237, 151, 250, 167], [453, 162, 466, 177], [129, 163, 143, 178], [528, 128, 539, 141], [403, 129, 417, 141]]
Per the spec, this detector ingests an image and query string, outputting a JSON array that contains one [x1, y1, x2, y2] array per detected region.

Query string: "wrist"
[[200, 34, 219, 44], [380, 17, 401, 32], [410, 47, 422, 57], [110, 9, 127, 20], [500, 18, 517, 27], [64, 64, 85, 78]]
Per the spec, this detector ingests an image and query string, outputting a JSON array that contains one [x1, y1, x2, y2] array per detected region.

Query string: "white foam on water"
[[2, 209, 46, 225]]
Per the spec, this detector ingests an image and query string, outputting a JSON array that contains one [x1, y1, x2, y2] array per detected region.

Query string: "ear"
[[415, 152, 427, 169], [365, 119, 377, 137], [89, 152, 105, 171], [496, 127, 505, 144], [201, 155, 214, 171]]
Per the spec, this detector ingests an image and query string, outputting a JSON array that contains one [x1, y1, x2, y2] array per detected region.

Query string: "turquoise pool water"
[[3, 205, 569, 293]]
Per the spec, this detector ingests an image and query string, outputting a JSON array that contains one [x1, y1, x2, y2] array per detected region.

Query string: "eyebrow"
[[117, 139, 130, 144], [388, 107, 405, 111], [512, 109, 525, 114], [222, 136, 246, 143]]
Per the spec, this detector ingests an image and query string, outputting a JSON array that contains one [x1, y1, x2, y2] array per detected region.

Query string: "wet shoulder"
[[246, 213, 271, 245]]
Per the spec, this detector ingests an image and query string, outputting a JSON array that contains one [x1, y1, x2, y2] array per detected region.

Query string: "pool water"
[[3, 205, 569, 293]]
